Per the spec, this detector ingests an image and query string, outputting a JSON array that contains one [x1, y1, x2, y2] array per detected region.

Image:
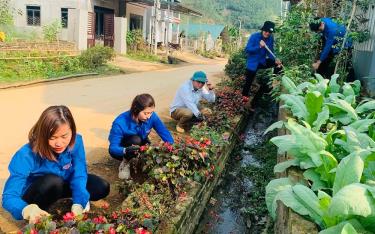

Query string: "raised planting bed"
[[18, 77, 249, 234], [155, 114, 249, 233], [274, 105, 318, 234], [267, 75, 375, 233]]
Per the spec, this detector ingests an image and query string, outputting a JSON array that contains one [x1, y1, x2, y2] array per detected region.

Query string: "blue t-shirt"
[[2, 134, 89, 220], [108, 111, 174, 159]]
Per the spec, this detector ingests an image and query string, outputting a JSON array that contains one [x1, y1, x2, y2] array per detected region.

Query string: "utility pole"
[[166, 0, 171, 56], [153, 0, 160, 55]]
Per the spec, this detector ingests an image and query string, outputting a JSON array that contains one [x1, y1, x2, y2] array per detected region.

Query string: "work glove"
[[123, 145, 140, 159], [200, 108, 213, 116], [195, 114, 205, 122], [71, 202, 90, 216], [22, 204, 50, 224]]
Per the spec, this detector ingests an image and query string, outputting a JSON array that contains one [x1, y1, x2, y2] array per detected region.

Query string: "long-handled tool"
[[264, 43, 283, 68]]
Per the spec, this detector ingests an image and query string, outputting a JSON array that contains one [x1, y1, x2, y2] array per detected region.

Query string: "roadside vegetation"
[[0, 45, 117, 83]]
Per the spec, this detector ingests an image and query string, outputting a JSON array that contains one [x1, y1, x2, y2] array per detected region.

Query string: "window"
[[61, 8, 68, 28], [130, 14, 143, 31], [26, 6, 40, 26]]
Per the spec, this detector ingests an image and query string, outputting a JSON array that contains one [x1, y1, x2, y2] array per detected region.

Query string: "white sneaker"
[[118, 160, 131, 179], [176, 125, 185, 133]]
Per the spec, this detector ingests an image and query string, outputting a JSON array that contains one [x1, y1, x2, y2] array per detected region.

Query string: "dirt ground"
[[110, 51, 225, 73], [0, 53, 227, 233]]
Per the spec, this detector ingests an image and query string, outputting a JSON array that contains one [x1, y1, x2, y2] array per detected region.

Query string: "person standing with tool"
[[242, 21, 282, 110], [309, 17, 354, 81]]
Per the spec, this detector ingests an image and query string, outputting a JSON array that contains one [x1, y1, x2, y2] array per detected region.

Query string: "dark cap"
[[261, 21, 275, 33]]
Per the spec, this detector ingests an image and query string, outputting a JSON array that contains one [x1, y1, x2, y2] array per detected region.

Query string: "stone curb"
[[157, 113, 250, 234]]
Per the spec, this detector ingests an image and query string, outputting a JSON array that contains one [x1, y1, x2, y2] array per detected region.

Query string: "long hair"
[[130, 94, 155, 117], [28, 105, 76, 161]]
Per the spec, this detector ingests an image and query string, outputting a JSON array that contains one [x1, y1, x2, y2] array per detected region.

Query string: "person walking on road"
[[242, 21, 282, 109], [309, 17, 354, 81], [170, 71, 216, 133], [108, 93, 174, 180], [2, 105, 110, 223]]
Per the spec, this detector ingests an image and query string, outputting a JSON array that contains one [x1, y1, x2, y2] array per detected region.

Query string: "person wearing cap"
[[242, 21, 282, 109], [309, 17, 354, 81], [170, 71, 215, 133]]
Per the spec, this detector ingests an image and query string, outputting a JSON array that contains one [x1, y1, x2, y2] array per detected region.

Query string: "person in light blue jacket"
[[170, 71, 215, 133], [242, 21, 282, 109], [109, 93, 174, 179], [2, 105, 109, 224], [309, 17, 354, 81]]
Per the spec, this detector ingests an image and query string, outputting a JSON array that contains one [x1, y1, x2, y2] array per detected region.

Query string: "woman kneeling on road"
[[108, 93, 174, 180], [2, 105, 110, 224]]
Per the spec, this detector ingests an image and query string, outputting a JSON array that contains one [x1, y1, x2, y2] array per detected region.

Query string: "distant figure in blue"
[[2, 106, 110, 224], [309, 17, 354, 81], [242, 21, 282, 109], [108, 93, 174, 180]]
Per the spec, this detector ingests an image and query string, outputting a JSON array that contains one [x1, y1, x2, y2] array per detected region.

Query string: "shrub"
[[275, 6, 320, 67], [127, 29, 146, 51], [59, 56, 83, 72], [224, 49, 246, 79], [0, 0, 14, 26], [79, 45, 115, 69], [42, 20, 62, 42]]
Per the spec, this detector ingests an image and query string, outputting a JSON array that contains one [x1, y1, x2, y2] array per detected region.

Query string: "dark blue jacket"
[[320, 17, 352, 62], [2, 134, 89, 220], [108, 111, 174, 159], [245, 31, 275, 71]]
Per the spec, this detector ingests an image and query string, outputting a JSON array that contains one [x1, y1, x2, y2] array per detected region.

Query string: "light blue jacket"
[[245, 31, 275, 71], [108, 111, 174, 159], [170, 80, 216, 117], [320, 17, 353, 62], [2, 134, 89, 220]]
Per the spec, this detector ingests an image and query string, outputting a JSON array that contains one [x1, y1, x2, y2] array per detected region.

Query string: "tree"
[[0, 0, 15, 26]]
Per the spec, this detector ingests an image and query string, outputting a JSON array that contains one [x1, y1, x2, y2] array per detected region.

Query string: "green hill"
[[181, 0, 282, 30]]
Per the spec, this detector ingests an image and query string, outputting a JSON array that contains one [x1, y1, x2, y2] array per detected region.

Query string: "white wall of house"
[[141, 6, 180, 45], [126, 2, 148, 40], [10, 0, 119, 42], [10, 0, 181, 51], [11, 0, 77, 41]]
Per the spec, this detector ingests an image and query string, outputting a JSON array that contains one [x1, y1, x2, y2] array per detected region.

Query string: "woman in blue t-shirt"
[[108, 93, 174, 179], [2, 105, 110, 223]]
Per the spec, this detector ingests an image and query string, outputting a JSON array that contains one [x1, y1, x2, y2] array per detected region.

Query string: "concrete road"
[[0, 62, 225, 196]]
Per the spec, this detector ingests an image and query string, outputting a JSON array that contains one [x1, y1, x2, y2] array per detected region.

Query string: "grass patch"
[[125, 51, 163, 63], [0, 46, 121, 84], [0, 59, 121, 84]]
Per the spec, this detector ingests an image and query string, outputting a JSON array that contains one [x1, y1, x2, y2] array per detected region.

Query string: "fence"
[[0, 40, 79, 60], [180, 37, 232, 54]]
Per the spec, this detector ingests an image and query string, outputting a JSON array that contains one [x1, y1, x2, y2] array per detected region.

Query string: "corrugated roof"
[[178, 24, 225, 40]]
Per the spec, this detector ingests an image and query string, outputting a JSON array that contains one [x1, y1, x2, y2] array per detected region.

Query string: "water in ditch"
[[195, 101, 278, 234]]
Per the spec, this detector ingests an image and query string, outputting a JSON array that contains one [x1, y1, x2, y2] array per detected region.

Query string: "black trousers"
[[242, 58, 283, 105], [119, 135, 150, 160], [317, 49, 355, 82], [22, 174, 110, 211]]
